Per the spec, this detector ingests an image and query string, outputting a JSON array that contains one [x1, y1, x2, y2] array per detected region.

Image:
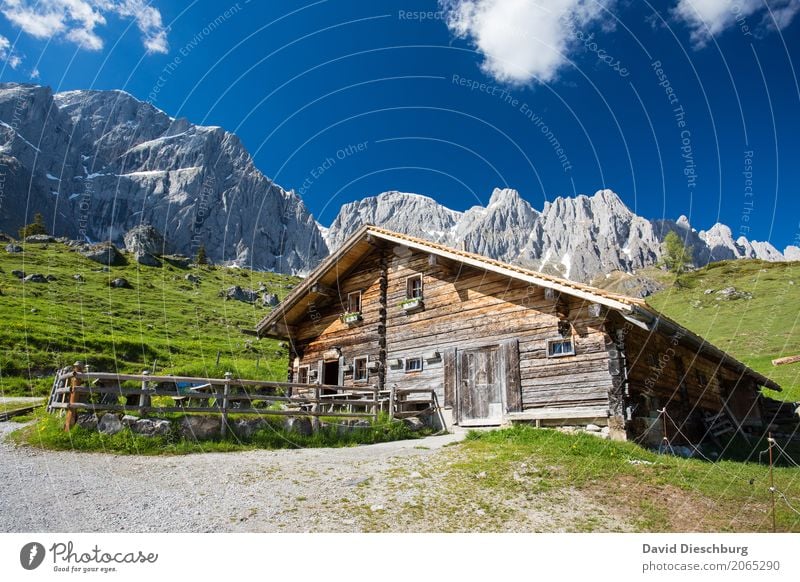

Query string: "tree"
[[18, 212, 48, 238], [195, 245, 209, 265], [662, 230, 693, 274]]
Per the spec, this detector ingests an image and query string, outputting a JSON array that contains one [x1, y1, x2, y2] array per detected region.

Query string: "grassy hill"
[[645, 260, 800, 402], [0, 239, 300, 397]]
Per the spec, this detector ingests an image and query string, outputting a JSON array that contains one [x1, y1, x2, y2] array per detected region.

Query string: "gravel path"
[[0, 422, 627, 532]]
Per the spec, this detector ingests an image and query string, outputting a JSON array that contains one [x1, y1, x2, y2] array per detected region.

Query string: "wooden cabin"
[[256, 225, 780, 442]]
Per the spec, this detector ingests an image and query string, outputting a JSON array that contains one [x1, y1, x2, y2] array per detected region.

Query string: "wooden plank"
[[772, 354, 800, 366], [509, 406, 609, 421], [443, 348, 456, 408], [501, 338, 522, 413]]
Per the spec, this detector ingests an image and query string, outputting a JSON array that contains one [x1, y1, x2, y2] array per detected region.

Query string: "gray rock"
[[80, 242, 125, 266], [402, 417, 425, 431], [221, 285, 259, 303], [124, 224, 166, 256], [97, 413, 123, 435], [121, 415, 139, 428], [11, 270, 24, 278], [180, 415, 221, 440], [5, 243, 22, 253], [25, 234, 55, 243], [284, 416, 313, 436], [585, 423, 601, 432], [134, 252, 162, 267], [76, 413, 98, 430], [162, 255, 191, 268], [715, 286, 752, 301], [133, 418, 171, 437], [262, 293, 279, 307], [46, 274, 57, 281], [704, 289, 714, 295], [73, 274, 84, 281], [109, 277, 132, 289], [185, 273, 201, 284], [23, 273, 48, 283], [232, 418, 270, 439]]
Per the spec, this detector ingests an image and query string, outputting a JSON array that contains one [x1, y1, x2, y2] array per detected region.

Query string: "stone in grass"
[[76, 413, 99, 430], [232, 418, 270, 439], [283, 416, 313, 436], [180, 415, 220, 440], [121, 415, 139, 428], [5, 243, 22, 253], [133, 418, 171, 437], [185, 273, 201, 284], [402, 417, 425, 431], [97, 413, 123, 435], [80, 242, 126, 266], [585, 423, 601, 432], [11, 269, 24, 278], [23, 273, 48, 283], [109, 277, 132, 289]]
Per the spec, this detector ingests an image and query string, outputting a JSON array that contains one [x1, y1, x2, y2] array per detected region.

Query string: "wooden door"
[[459, 346, 503, 426]]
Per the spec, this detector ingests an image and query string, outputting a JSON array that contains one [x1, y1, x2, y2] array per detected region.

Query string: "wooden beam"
[[772, 354, 800, 366]]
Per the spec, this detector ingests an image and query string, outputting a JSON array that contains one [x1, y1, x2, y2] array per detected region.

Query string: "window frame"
[[404, 357, 423, 373], [352, 356, 369, 383], [347, 290, 362, 314], [406, 274, 423, 299], [296, 365, 310, 384], [546, 337, 576, 358]]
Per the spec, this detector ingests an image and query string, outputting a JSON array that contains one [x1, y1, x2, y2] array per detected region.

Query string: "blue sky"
[[0, 0, 798, 250]]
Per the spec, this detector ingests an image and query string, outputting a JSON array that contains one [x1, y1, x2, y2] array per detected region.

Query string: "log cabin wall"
[[381, 247, 616, 418], [291, 251, 385, 393], [611, 312, 763, 443]]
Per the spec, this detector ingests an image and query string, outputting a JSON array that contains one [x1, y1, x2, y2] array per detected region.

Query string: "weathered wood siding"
[[612, 313, 762, 441], [381, 248, 615, 412]]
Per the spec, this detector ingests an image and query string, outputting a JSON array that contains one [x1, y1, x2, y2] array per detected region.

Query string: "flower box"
[[340, 312, 363, 325], [399, 297, 424, 312]]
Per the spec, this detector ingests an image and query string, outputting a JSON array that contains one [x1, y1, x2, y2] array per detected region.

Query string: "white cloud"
[[0, 0, 168, 54], [672, 0, 800, 47], [30, 66, 39, 78], [0, 33, 23, 68], [439, 0, 616, 85]]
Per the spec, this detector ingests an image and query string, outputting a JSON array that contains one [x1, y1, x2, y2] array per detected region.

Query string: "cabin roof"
[[255, 224, 780, 391]]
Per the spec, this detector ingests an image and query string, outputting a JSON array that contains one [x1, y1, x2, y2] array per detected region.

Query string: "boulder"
[[11, 269, 24, 278], [715, 286, 752, 301], [221, 285, 259, 303], [97, 413, 123, 435], [25, 234, 55, 243], [180, 415, 221, 440], [262, 293, 279, 307], [133, 418, 172, 437], [123, 224, 166, 256], [162, 254, 191, 268], [76, 413, 99, 430], [5, 243, 22, 253], [122, 415, 139, 428], [80, 242, 125, 266], [402, 417, 425, 431], [185, 273, 201, 284], [284, 416, 313, 436], [109, 277, 132, 289], [23, 273, 48, 283], [135, 252, 162, 267]]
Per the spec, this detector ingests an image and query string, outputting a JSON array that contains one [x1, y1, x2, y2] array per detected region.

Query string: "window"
[[353, 356, 368, 382], [406, 274, 423, 299], [296, 365, 309, 384], [404, 357, 423, 373], [547, 338, 575, 358], [347, 291, 362, 313]]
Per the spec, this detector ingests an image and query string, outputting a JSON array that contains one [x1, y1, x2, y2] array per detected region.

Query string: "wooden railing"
[[49, 367, 384, 435]]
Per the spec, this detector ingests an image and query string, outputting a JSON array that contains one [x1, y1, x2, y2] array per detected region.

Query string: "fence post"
[[311, 385, 321, 432], [221, 372, 232, 438], [64, 361, 84, 431], [139, 370, 151, 416], [389, 384, 396, 420]]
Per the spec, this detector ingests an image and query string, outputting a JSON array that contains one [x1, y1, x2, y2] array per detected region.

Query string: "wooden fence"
[[48, 366, 439, 434]]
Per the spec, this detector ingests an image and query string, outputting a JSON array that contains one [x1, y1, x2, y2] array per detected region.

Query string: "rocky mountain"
[[1, 83, 796, 283], [0, 83, 326, 274], [324, 188, 799, 283]]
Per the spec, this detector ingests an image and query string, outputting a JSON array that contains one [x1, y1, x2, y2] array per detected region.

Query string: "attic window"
[[405, 357, 423, 373], [547, 338, 575, 358], [353, 356, 368, 382], [347, 291, 362, 314], [406, 275, 423, 299]]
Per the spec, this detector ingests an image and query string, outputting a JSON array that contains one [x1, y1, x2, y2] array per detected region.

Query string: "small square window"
[[296, 365, 309, 384], [404, 357, 423, 373], [406, 275, 423, 299], [347, 291, 362, 313], [547, 338, 575, 358], [353, 356, 368, 382]]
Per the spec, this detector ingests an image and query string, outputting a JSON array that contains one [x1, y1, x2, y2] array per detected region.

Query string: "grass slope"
[[0, 240, 300, 397], [645, 260, 800, 402]]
